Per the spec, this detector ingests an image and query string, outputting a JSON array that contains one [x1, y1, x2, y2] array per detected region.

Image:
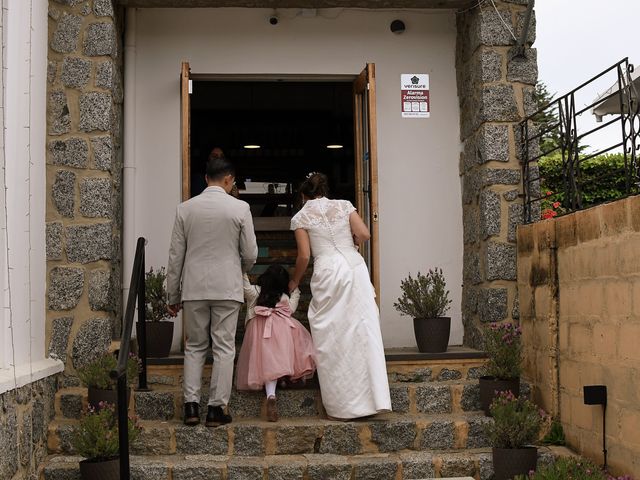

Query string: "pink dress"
[[236, 283, 316, 391]]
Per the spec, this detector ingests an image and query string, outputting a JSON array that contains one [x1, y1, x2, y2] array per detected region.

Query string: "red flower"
[[552, 201, 561, 209]]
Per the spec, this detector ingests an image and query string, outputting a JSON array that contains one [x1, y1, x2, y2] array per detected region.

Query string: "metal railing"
[[520, 58, 640, 223], [110, 237, 149, 480]]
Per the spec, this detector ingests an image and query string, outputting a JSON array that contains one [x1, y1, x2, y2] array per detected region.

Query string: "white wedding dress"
[[291, 197, 391, 418]]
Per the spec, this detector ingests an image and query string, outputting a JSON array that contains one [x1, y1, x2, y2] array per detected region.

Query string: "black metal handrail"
[[110, 237, 148, 480], [520, 58, 640, 223]]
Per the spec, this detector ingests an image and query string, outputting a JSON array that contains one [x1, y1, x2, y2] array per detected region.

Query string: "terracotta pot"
[[145, 321, 174, 358], [87, 387, 131, 411], [413, 317, 450, 353], [79, 456, 119, 480], [479, 376, 520, 416], [492, 446, 537, 480]]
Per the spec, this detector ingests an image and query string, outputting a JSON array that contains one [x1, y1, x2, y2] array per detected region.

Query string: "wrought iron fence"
[[520, 58, 640, 223]]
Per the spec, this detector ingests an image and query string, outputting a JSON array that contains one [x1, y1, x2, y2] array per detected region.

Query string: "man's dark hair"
[[205, 156, 235, 181]]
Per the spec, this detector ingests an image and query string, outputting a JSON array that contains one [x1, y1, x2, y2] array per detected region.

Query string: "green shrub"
[[77, 352, 140, 390], [485, 390, 545, 449], [515, 456, 618, 480], [394, 268, 452, 318], [541, 418, 566, 445], [483, 322, 523, 380]]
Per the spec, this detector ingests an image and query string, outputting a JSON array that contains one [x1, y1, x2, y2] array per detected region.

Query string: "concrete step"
[[48, 411, 498, 457], [54, 376, 496, 422], [42, 447, 566, 480]]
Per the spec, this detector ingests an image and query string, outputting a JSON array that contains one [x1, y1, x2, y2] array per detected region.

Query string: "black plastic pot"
[[492, 446, 537, 480], [479, 376, 520, 416], [145, 321, 174, 358], [413, 317, 450, 353], [79, 456, 119, 480]]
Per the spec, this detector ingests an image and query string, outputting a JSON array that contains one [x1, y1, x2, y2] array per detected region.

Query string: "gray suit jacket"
[[167, 186, 258, 304]]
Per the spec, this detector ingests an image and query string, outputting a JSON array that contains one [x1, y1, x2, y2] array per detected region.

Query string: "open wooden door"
[[353, 63, 380, 300], [181, 62, 191, 201]]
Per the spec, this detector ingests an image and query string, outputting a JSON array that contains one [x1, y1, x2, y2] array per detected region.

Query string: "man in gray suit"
[[167, 156, 258, 426]]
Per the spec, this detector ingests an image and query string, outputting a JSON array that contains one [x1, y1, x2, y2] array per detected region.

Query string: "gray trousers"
[[182, 299, 241, 406]]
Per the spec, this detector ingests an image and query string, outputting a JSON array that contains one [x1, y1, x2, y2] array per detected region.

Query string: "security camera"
[[390, 19, 406, 34], [269, 14, 279, 26]]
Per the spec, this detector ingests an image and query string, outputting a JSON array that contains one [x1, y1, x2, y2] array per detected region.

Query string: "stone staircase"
[[41, 354, 562, 479]]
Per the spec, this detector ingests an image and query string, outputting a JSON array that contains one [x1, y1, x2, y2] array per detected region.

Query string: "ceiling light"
[[326, 144, 343, 149], [243, 144, 261, 149]]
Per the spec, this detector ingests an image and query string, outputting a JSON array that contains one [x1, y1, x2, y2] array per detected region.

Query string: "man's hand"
[[167, 303, 182, 317]]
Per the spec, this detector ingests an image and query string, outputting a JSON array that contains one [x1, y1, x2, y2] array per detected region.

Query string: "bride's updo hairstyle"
[[300, 172, 329, 199]]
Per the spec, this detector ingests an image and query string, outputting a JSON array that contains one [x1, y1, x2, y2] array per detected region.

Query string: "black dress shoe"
[[206, 405, 232, 427], [184, 402, 200, 425]]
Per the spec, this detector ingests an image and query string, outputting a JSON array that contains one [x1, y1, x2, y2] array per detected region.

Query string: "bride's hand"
[[288, 280, 298, 293]]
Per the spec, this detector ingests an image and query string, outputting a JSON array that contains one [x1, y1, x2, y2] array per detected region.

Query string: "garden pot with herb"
[[485, 390, 546, 480], [394, 268, 452, 353], [143, 266, 174, 358], [479, 321, 523, 415], [72, 403, 140, 480], [77, 351, 140, 410]]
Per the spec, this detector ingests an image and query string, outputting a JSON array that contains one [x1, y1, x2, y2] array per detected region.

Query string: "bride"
[[288, 172, 391, 419]]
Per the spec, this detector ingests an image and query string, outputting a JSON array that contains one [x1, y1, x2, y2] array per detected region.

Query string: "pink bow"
[[254, 303, 295, 339]]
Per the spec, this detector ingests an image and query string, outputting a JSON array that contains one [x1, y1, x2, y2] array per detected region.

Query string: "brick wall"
[[518, 195, 640, 477]]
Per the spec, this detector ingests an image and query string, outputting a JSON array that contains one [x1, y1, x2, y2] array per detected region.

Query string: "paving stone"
[[401, 452, 435, 479], [467, 416, 493, 448], [89, 269, 113, 312], [19, 410, 32, 466], [463, 250, 481, 286], [43, 458, 81, 480], [47, 222, 63, 260], [131, 426, 172, 455], [61, 56, 91, 89], [84, 22, 116, 56], [478, 287, 508, 323], [274, 425, 321, 455], [477, 124, 509, 163], [52, 0, 85, 5], [96, 60, 115, 90], [508, 47, 538, 85], [134, 391, 174, 420], [396, 367, 431, 382], [71, 317, 111, 369], [0, 404, 18, 479], [370, 421, 416, 452], [478, 452, 494, 480], [437, 368, 463, 382], [440, 454, 476, 478], [52, 170, 75, 218], [463, 207, 479, 245], [474, 7, 514, 48], [49, 137, 89, 168], [48, 90, 71, 135], [48, 316, 73, 363], [130, 462, 169, 480], [66, 222, 112, 264], [268, 461, 305, 480], [421, 420, 455, 449], [483, 168, 521, 186], [48, 267, 84, 311], [353, 456, 398, 480], [319, 423, 360, 455], [60, 393, 82, 419], [94, 0, 114, 17], [390, 385, 410, 413], [51, 13, 82, 53], [48, 60, 59, 84], [80, 177, 112, 218], [57, 423, 76, 454], [480, 84, 520, 124], [504, 189, 520, 201], [461, 383, 482, 412], [233, 425, 265, 456], [172, 461, 224, 480], [509, 203, 524, 242], [91, 135, 114, 171], [175, 425, 228, 455], [277, 390, 318, 417], [416, 384, 452, 414], [80, 92, 113, 132], [486, 242, 517, 281], [306, 454, 351, 480], [227, 458, 263, 480], [474, 48, 502, 84]]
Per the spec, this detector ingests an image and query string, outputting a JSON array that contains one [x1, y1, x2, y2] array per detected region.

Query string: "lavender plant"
[[394, 268, 452, 319]]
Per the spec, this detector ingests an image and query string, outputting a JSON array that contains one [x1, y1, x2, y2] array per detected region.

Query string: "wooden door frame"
[[181, 62, 191, 202]]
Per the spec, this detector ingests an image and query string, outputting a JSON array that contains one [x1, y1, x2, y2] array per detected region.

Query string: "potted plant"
[[485, 390, 546, 480], [516, 456, 635, 480], [394, 268, 452, 353], [72, 402, 140, 480], [479, 321, 523, 415], [144, 266, 174, 358], [77, 351, 140, 410]]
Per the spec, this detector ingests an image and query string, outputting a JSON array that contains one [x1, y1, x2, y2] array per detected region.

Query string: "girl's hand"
[[288, 280, 298, 293]]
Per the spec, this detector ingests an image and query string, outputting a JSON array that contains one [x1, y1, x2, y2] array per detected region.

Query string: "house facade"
[[0, 0, 537, 477]]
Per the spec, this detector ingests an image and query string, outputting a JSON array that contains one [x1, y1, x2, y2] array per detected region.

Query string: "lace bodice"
[[290, 197, 362, 265]]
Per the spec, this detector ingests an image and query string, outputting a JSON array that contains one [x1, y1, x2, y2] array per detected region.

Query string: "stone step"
[[42, 447, 565, 480], [54, 377, 491, 421], [48, 412, 496, 457]]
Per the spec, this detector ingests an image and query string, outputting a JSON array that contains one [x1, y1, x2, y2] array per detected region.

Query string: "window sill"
[[0, 358, 65, 395]]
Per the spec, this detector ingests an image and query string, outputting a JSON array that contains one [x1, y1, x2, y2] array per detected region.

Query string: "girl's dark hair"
[[299, 172, 330, 199], [256, 265, 290, 308]]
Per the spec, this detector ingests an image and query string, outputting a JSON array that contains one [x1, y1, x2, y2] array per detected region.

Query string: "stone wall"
[[518, 196, 640, 477], [456, 0, 537, 348], [46, 0, 124, 377], [0, 375, 58, 479]]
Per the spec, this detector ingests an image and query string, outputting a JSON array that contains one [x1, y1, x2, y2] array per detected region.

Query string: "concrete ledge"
[[0, 357, 64, 395]]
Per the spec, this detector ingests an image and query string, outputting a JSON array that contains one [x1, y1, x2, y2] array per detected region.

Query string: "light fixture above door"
[[243, 144, 261, 149]]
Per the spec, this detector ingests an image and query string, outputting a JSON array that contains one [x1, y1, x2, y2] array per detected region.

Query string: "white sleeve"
[[290, 212, 306, 231], [288, 288, 301, 314], [243, 274, 259, 304]]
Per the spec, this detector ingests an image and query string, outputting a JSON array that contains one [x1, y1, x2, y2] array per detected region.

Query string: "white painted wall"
[[130, 7, 464, 348], [0, 0, 63, 394]]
